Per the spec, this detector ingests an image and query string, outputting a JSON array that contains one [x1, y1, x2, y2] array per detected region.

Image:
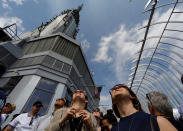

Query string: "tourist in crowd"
[[92, 108, 103, 131], [110, 83, 177, 131], [35, 98, 67, 131], [101, 115, 112, 131], [146, 91, 182, 130], [4, 101, 43, 131], [105, 109, 117, 126], [101, 109, 118, 131], [45, 90, 97, 131], [0, 103, 16, 126]]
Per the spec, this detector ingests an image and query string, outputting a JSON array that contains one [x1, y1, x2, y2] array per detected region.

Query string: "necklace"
[[118, 115, 136, 131]]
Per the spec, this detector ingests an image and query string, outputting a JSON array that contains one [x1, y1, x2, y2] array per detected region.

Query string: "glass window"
[[0, 76, 23, 95], [42, 56, 55, 68], [62, 63, 71, 74], [53, 60, 63, 71], [22, 78, 57, 116]]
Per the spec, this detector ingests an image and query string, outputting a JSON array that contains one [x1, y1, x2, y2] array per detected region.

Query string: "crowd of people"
[[0, 76, 183, 131]]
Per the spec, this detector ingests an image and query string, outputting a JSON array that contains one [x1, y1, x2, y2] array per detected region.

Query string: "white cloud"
[[0, 16, 25, 34], [9, 0, 24, 5], [93, 7, 183, 82], [1, 0, 38, 9], [94, 7, 183, 108], [99, 95, 112, 111], [2, 1, 11, 9], [78, 34, 91, 53], [81, 39, 91, 53]]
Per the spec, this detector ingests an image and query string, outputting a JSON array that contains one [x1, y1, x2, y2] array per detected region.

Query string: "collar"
[[27, 112, 39, 118]]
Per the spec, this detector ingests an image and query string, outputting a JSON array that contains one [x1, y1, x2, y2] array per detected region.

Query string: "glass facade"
[[0, 76, 22, 95], [22, 78, 57, 115]]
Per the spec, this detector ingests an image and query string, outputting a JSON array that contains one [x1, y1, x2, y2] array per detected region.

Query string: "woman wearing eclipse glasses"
[[110, 83, 177, 131], [45, 90, 97, 131]]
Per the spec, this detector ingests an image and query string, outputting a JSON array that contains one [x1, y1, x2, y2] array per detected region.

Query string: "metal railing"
[[129, 0, 183, 107]]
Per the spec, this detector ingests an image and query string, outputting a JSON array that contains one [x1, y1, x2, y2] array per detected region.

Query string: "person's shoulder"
[[136, 111, 150, 117], [38, 114, 51, 120], [54, 107, 68, 115], [15, 113, 27, 119]]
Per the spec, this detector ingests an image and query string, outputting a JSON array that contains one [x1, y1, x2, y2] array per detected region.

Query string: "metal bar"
[[173, 11, 183, 13], [133, 51, 183, 69], [165, 29, 183, 33], [133, 63, 183, 98], [139, 21, 183, 30], [130, 72, 183, 101], [130, 0, 158, 89], [137, 36, 183, 43], [160, 42, 183, 50], [129, 69, 183, 100], [143, 1, 183, 13], [132, 56, 183, 75], [131, 74, 180, 105], [135, 47, 183, 59], [2, 23, 16, 30]]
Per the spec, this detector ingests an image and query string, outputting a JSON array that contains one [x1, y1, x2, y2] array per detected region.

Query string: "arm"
[[45, 108, 75, 131], [80, 110, 97, 131], [3, 125, 13, 131], [44, 109, 64, 131], [4, 116, 19, 131], [157, 116, 177, 131]]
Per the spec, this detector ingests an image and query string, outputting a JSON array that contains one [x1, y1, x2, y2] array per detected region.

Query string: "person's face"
[[55, 98, 65, 108], [72, 90, 86, 101], [93, 110, 101, 119], [32, 105, 41, 114], [102, 119, 110, 127], [2, 105, 11, 114], [110, 85, 131, 103]]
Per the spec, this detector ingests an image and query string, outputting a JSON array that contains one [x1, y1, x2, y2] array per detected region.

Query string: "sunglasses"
[[56, 98, 66, 103], [72, 90, 86, 95], [109, 84, 128, 95]]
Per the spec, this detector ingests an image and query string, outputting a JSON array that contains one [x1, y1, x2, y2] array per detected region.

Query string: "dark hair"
[[112, 84, 143, 118], [104, 109, 117, 126], [181, 75, 183, 84]]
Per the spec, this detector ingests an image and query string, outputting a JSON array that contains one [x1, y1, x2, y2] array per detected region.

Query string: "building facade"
[[0, 5, 100, 120]]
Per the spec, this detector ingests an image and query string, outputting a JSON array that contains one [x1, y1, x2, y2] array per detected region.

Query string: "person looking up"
[[4, 101, 43, 131], [147, 91, 182, 131], [110, 83, 177, 131], [45, 90, 97, 131], [35, 98, 67, 131], [0, 103, 16, 126], [93, 108, 103, 131]]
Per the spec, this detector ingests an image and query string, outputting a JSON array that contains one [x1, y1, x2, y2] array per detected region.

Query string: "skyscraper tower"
[[0, 5, 101, 123], [22, 4, 83, 39]]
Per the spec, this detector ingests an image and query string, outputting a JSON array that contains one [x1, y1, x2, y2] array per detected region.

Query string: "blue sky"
[[1, 0, 182, 110]]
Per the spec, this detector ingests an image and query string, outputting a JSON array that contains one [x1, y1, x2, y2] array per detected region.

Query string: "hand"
[[79, 110, 93, 128], [63, 107, 76, 121]]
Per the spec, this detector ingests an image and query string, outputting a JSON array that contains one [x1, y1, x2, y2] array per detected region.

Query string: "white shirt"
[[9, 113, 39, 131], [0, 114, 8, 126], [35, 114, 53, 131]]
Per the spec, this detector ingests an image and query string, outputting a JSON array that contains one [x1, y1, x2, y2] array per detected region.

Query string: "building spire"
[[77, 4, 83, 12]]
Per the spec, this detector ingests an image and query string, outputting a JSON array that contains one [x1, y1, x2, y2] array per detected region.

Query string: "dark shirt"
[[167, 117, 183, 131], [69, 116, 83, 131], [111, 111, 160, 131]]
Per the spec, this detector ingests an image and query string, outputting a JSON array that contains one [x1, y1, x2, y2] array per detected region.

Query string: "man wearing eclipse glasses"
[[45, 90, 97, 131]]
